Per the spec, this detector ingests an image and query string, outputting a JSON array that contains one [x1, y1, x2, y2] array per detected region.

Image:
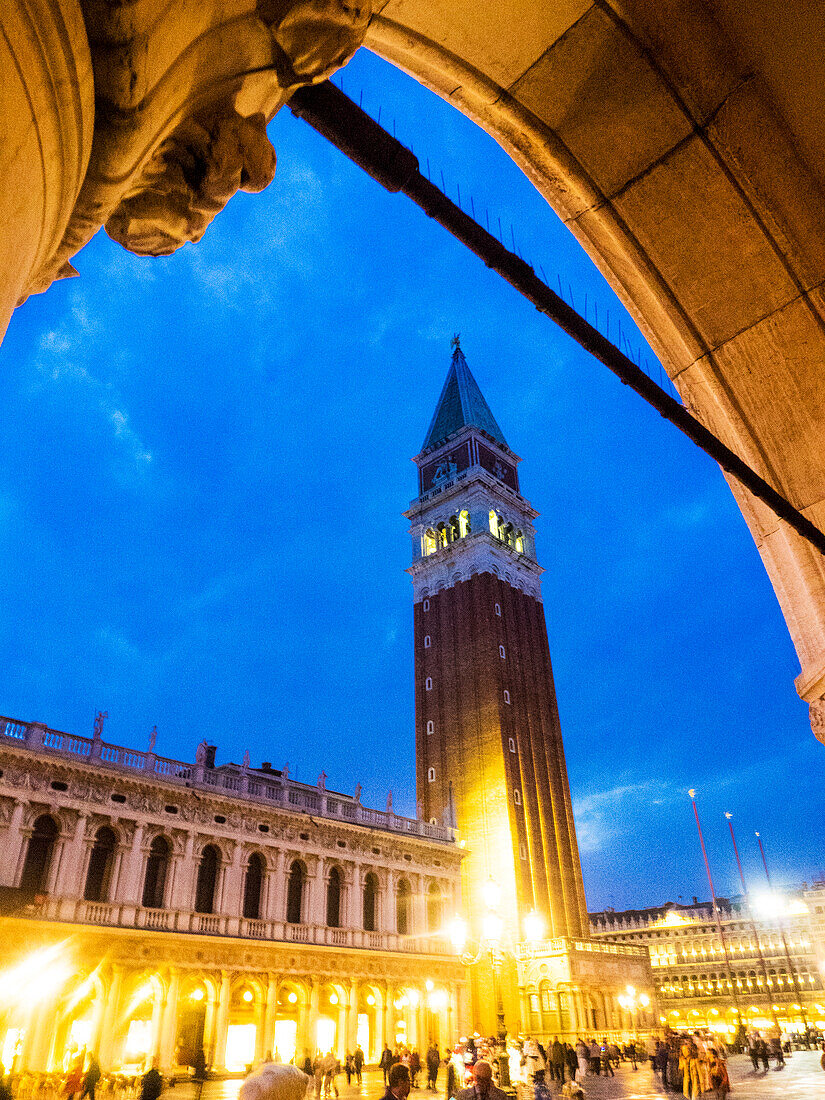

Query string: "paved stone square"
[[168, 1054, 825, 1100]]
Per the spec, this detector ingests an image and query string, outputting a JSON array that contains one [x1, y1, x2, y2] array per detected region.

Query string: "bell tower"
[[405, 339, 589, 1032]]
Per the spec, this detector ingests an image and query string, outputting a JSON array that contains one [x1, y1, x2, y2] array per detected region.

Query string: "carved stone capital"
[[25, 0, 372, 296]]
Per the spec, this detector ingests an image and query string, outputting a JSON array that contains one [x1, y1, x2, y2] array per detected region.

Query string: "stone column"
[[309, 857, 325, 927], [222, 842, 245, 924], [120, 823, 145, 905], [149, 983, 165, 1063], [254, 988, 267, 1063], [173, 831, 197, 910], [263, 975, 278, 1060], [414, 874, 427, 937], [337, 1002, 347, 1058], [348, 979, 359, 1056], [269, 850, 287, 921], [213, 971, 232, 1069], [0, 800, 25, 885], [349, 864, 362, 929], [383, 869, 395, 936], [308, 978, 320, 1053], [99, 966, 124, 1067], [55, 811, 89, 902], [159, 971, 181, 1068], [383, 983, 395, 1051]]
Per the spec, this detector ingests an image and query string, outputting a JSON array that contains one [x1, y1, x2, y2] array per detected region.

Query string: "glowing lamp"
[[288, 992, 298, 1004], [366, 995, 375, 1006], [425, 980, 434, 991], [191, 989, 204, 1002], [482, 913, 503, 945], [524, 910, 544, 943], [242, 990, 253, 1003], [449, 918, 468, 953], [482, 879, 502, 911], [407, 990, 420, 1007], [639, 993, 650, 1008]]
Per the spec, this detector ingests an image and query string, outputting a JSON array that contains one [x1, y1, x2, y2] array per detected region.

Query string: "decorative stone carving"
[[809, 696, 825, 742], [24, 0, 372, 298]]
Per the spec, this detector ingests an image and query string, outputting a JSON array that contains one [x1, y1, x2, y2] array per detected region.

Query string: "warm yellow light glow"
[[428, 989, 447, 1010], [366, 994, 375, 1006], [191, 988, 204, 1002], [659, 911, 688, 927], [482, 912, 503, 944], [329, 994, 338, 1006], [407, 989, 420, 1007], [0, 944, 72, 1009], [639, 994, 650, 1008], [425, 980, 434, 992], [482, 878, 502, 910], [288, 992, 298, 1004], [524, 910, 544, 943], [449, 917, 468, 953], [242, 989, 253, 1003]]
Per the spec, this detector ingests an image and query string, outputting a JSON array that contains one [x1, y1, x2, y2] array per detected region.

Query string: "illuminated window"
[[449, 515, 460, 541], [427, 767, 435, 782], [508, 737, 516, 753], [423, 529, 437, 556], [437, 523, 448, 549], [495, 603, 501, 616], [513, 789, 521, 805], [499, 645, 506, 659], [423, 599, 430, 611], [425, 677, 432, 691], [426, 720, 434, 736], [503, 523, 514, 547], [424, 635, 431, 648], [459, 510, 471, 537], [515, 531, 524, 553], [489, 509, 498, 536]]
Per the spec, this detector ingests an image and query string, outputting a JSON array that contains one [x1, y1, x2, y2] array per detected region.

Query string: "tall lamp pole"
[[755, 832, 809, 1034], [724, 813, 778, 1030], [688, 791, 743, 1038]]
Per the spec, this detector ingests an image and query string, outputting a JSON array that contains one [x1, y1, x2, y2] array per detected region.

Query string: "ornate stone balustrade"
[[515, 937, 650, 960], [0, 716, 454, 843]]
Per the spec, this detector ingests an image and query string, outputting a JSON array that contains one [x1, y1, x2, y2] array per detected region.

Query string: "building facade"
[[405, 343, 654, 1037], [590, 888, 825, 1034], [0, 717, 466, 1074]]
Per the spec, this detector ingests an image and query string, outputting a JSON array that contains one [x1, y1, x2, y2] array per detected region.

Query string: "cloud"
[[32, 297, 152, 471], [573, 778, 676, 851]]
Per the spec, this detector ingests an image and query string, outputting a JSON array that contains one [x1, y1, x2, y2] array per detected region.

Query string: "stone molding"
[[408, 531, 544, 601]]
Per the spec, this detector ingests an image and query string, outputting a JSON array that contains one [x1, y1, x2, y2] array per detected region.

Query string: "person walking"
[[140, 1060, 164, 1100], [679, 1036, 700, 1100], [409, 1051, 421, 1089], [353, 1046, 364, 1086], [425, 1044, 440, 1091], [455, 1061, 506, 1100], [574, 1040, 588, 1081], [193, 1049, 207, 1100], [550, 1038, 564, 1083], [380, 1047, 394, 1087], [707, 1048, 730, 1100], [344, 1054, 353, 1085], [81, 1055, 102, 1100], [564, 1044, 578, 1083]]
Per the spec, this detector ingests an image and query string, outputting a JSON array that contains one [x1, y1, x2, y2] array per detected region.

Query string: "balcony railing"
[[515, 937, 650, 961], [0, 717, 456, 844], [35, 896, 456, 955]]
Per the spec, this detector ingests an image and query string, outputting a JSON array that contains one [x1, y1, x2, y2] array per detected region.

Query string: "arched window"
[[459, 510, 471, 538], [19, 814, 59, 894], [396, 878, 411, 935], [503, 523, 514, 546], [425, 677, 432, 691], [243, 852, 265, 920], [499, 645, 506, 658], [448, 515, 460, 541], [286, 860, 305, 924], [363, 872, 379, 932], [515, 531, 524, 553], [423, 529, 437, 556], [84, 826, 117, 902], [142, 836, 170, 909], [424, 635, 431, 648], [327, 866, 342, 928], [436, 523, 448, 549], [494, 602, 501, 616], [489, 509, 498, 536], [427, 882, 442, 933], [427, 767, 436, 782], [503, 690, 511, 704], [426, 720, 434, 736], [195, 844, 220, 914]]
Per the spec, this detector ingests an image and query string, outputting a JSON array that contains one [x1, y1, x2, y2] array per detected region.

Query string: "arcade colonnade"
[[4, 1, 825, 740], [3, 933, 463, 1074]]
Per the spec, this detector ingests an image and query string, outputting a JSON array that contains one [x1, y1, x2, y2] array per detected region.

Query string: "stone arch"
[[83, 823, 118, 902], [364, 6, 825, 739], [142, 834, 172, 909], [286, 858, 306, 924], [19, 812, 59, 894], [326, 863, 344, 927], [243, 850, 266, 920], [362, 870, 379, 931]]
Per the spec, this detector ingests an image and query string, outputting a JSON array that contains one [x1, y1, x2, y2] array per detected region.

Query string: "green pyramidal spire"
[[422, 339, 508, 451]]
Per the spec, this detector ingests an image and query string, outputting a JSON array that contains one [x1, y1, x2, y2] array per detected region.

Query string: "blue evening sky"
[[2, 50, 823, 912]]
